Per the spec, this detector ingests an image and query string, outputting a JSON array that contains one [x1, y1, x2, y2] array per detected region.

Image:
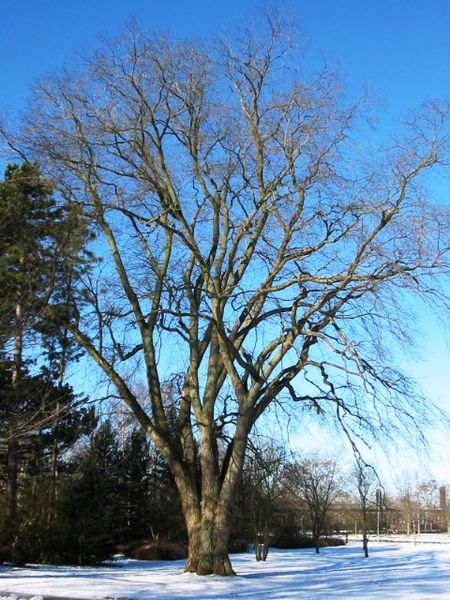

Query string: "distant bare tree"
[[353, 462, 380, 558], [243, 440, 285, 561], [394, 476, 443, 534], [284, 456, 342, 553], [2, 10, 450, 575]]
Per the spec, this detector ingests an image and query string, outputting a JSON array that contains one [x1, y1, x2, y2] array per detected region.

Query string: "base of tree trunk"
[[185, 551, 235, 576]]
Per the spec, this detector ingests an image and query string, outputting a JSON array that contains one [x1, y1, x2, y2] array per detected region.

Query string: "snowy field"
[[2, 539, 450, 600]]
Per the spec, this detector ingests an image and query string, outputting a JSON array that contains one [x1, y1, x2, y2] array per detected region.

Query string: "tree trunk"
[[48, 384, 63, 524], [47, 433, 59, 525], [183, 500, 235, 576], [183, 469, 235, 576], [197, 518, 234, 576], [181, 413, 248, 575], [313, 533, 320, 554], [170, 432, 245, 575], [6, 438, 19, 521], [7, 294, 23, 524], [363, 532, 369, 558], [252, 521, 270, 562]]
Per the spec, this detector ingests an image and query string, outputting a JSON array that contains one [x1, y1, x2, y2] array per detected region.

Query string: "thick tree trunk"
[[198, 511, 234, 576], [178, 471, 235, 576], [172, 445, 240, 575], [184, 507, 235, 576], [151, 381, 250, 576]]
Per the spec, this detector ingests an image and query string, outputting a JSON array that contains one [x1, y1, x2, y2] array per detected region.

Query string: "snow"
[[2, 539, 450, 599]]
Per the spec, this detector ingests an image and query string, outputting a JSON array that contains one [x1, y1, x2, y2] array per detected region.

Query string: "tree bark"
[[182, 492, 235, 575], [6, 439, 18, 521], [48, 351, 66, 525], [168, 421, 246, 575], [363, 532, 369, 558], [180, 462, 236, 576], [6, 293, 23, 524]]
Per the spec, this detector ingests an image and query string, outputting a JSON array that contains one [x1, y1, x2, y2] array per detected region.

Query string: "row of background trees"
[[1, 394, 448, 566]]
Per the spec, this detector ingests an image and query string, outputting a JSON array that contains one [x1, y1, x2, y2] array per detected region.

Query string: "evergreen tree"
[[0, 162, 94, 555], [0, 363, 96, 564], [0, 162, 58, 524], [54, 421, 121, 564], [115, 428, 152, 542]]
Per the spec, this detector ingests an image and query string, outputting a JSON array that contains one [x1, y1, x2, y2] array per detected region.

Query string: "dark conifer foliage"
[[0, 163, 64, 341], [0, 162, 97, 563]]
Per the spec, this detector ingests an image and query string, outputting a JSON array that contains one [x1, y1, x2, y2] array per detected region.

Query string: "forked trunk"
[[184, 500, 235, 576], [254, 523, 270, 561], [161, 392, 249, 576]]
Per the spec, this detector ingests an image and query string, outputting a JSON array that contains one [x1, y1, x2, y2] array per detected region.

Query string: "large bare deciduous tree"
[[4, 14, 450, 575]]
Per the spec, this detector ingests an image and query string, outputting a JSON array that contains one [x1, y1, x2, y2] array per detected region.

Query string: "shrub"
[[228, 540, 249, 554], [272, 534, 345, 549], [119, 540, 186, 561]]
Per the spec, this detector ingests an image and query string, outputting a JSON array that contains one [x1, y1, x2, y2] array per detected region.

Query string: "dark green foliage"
[[52, 422, 121, 564], [51, 421, 184, 564], [145, 443, 185, 542], [0, 162, 62, 343], [271, 534, 345, 549], [0, 364, 96, 565], [0, 419, 187, 565], [0, 161, 99, 564], [0, 361, 94, 444], [0, 160, 95, 380], [114, 427, 153, 543]]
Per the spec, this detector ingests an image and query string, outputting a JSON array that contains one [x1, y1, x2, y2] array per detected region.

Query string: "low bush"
[[228, 540, 249, 554], [119, 540, 187, 561], [272, 534, 345, 549]]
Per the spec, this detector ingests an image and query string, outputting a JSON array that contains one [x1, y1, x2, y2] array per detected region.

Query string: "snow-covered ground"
[[2, 539, 450, 599]]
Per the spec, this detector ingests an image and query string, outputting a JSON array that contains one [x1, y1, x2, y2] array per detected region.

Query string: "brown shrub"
[[320, 536, 346, 547], [118, 541, 186, 561]]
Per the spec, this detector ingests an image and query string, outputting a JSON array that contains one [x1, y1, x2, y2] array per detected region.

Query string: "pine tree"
[[0, 371, 96, 565], [55, 421, 121, 564], [0, 162, 94, 554]]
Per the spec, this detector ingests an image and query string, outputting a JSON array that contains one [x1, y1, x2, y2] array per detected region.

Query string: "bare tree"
[[284, 456, 341, 553], [3, 12, 450, 575], [394, 476, 443, 534], [353, 463, 380, 558], [243, 440, 285, 561]]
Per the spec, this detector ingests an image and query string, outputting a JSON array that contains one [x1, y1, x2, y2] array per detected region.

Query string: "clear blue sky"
[[1, 0, 449, 482], [1, 0, 449, 118]]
